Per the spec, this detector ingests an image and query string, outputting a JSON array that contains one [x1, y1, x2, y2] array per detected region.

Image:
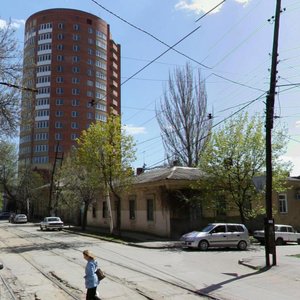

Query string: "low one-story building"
[[86, 168, 300, 238]]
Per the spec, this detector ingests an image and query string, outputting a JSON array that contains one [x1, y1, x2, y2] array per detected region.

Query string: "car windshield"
[[201, 224, 215, 232]]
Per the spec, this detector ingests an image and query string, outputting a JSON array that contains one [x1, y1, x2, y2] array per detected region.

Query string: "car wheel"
[[276, 238, 284, 245], [198, 240, 209, 251], [297, 239, 300, 245], [238, 240, 247, 250], [40, 226, 43, 231]]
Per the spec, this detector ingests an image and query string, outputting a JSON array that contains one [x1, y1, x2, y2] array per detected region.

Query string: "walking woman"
[[83, 250, 101, 300]]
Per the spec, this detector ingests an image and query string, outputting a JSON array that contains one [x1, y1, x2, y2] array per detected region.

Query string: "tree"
[[77, 114, 136, 233], [0, 22, 22, 139], [0, 140, 18, 210], [156, 62, 212, 167], [0, 141, 43, 215], [56, 152, 103, 231], [197, 112, 292, 224], [15, 166, 44, 218]]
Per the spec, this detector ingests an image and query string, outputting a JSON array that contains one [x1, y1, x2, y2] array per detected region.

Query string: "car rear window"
[[48, 218, 60, 222], [279, 227, 288, 232], [227, 225, 244, 232]]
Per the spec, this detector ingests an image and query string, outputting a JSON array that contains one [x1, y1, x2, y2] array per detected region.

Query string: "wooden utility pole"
[[48, 143, 64, 215], [265, 0, 282, 267]]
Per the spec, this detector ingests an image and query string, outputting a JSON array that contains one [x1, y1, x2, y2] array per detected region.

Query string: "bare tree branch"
[[0, 22, 22, 139], [156, 62, 212, 167]]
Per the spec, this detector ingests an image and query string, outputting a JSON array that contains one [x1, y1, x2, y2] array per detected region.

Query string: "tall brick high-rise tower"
[[19, 8, 121, 168]]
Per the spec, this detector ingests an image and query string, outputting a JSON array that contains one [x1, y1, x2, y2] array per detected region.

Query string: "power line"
[[211, 73, 266, 92], [0, 82, 37, 93], [90, 0, 211, 69], [146, 91, 267, 169], [195, 0, 226, 22], [120, 24, 203, 86], [137, 91, 266, 148]]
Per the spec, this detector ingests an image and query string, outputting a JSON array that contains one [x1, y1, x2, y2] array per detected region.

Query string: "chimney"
[[136, 167, 144, 175]]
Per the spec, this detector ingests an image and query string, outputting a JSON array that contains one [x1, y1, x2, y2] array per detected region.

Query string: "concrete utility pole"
[[265, 0, 282, 267]]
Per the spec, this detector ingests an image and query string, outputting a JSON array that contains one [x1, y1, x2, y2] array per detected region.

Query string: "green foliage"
[[15, 166, 44, 213], [55, 151, 103, 230], [77, 114, 136, 195], [59, 114, 136, 231], [198, 112, 292, 223]]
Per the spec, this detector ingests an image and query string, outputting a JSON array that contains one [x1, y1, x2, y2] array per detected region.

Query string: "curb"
[[238, 258, 265, 270]]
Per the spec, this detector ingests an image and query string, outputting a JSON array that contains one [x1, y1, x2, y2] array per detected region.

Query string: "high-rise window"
[[72, 78, 80, 84], [72, 99, 80, 106], [71, 122, 79, 129], [55, 133, 62, 140], [56, 87, 64, 94], [73, 34, 80, 41], [72, 56, 80, 62], [57, 33, 64, 40], [55, 121, 63, 128], [56, 111, 64, 117], [56, 77, 64, 83], [72, 66, 80, 73], [57, 65, 64, 72], [73, 24, 80, 31], [72, 88, 80, 95], [56, 99, 64, 105], [73, 44, 80, 51]]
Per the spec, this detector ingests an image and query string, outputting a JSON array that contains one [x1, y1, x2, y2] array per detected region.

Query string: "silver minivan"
[[180, 223, 249, 250]]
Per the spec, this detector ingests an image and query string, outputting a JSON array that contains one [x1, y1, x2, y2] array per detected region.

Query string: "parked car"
[[180, 223, 249, 250], [253, 224, 300, 245], [0, 212, 11, 220], [40, 217, 64, 231], [13, 214, 28, 224]]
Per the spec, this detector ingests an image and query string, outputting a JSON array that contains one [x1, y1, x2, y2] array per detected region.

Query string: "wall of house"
[[121, 187, 171, 237], [273, 180, 300, 231], [85, 186, 171, 237]]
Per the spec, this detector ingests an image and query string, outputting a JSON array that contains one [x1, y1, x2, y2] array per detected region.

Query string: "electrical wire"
[[90, 0, 211, 69], [0, 82, 37, 93], [120, 24, 203, 86], [145, 91, 267, 168]]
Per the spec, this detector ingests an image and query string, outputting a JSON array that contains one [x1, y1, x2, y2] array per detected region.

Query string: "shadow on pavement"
[[197, 266, 270, 296]]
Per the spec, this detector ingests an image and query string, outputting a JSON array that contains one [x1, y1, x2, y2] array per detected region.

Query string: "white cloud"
[[0, 18, 25, 29], [123, 124, 146, 135], [175, 0, 250, 15], [296, 120, 300, 128]]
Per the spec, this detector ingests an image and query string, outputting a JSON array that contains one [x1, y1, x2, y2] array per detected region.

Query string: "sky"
[[1, 0, 300, 175]]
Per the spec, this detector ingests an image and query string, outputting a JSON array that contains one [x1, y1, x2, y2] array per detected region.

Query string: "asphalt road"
[[1, 221, 300, 300]]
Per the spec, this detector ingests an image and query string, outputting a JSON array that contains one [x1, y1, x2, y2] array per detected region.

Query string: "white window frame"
[[279, 193, 288, 214]]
